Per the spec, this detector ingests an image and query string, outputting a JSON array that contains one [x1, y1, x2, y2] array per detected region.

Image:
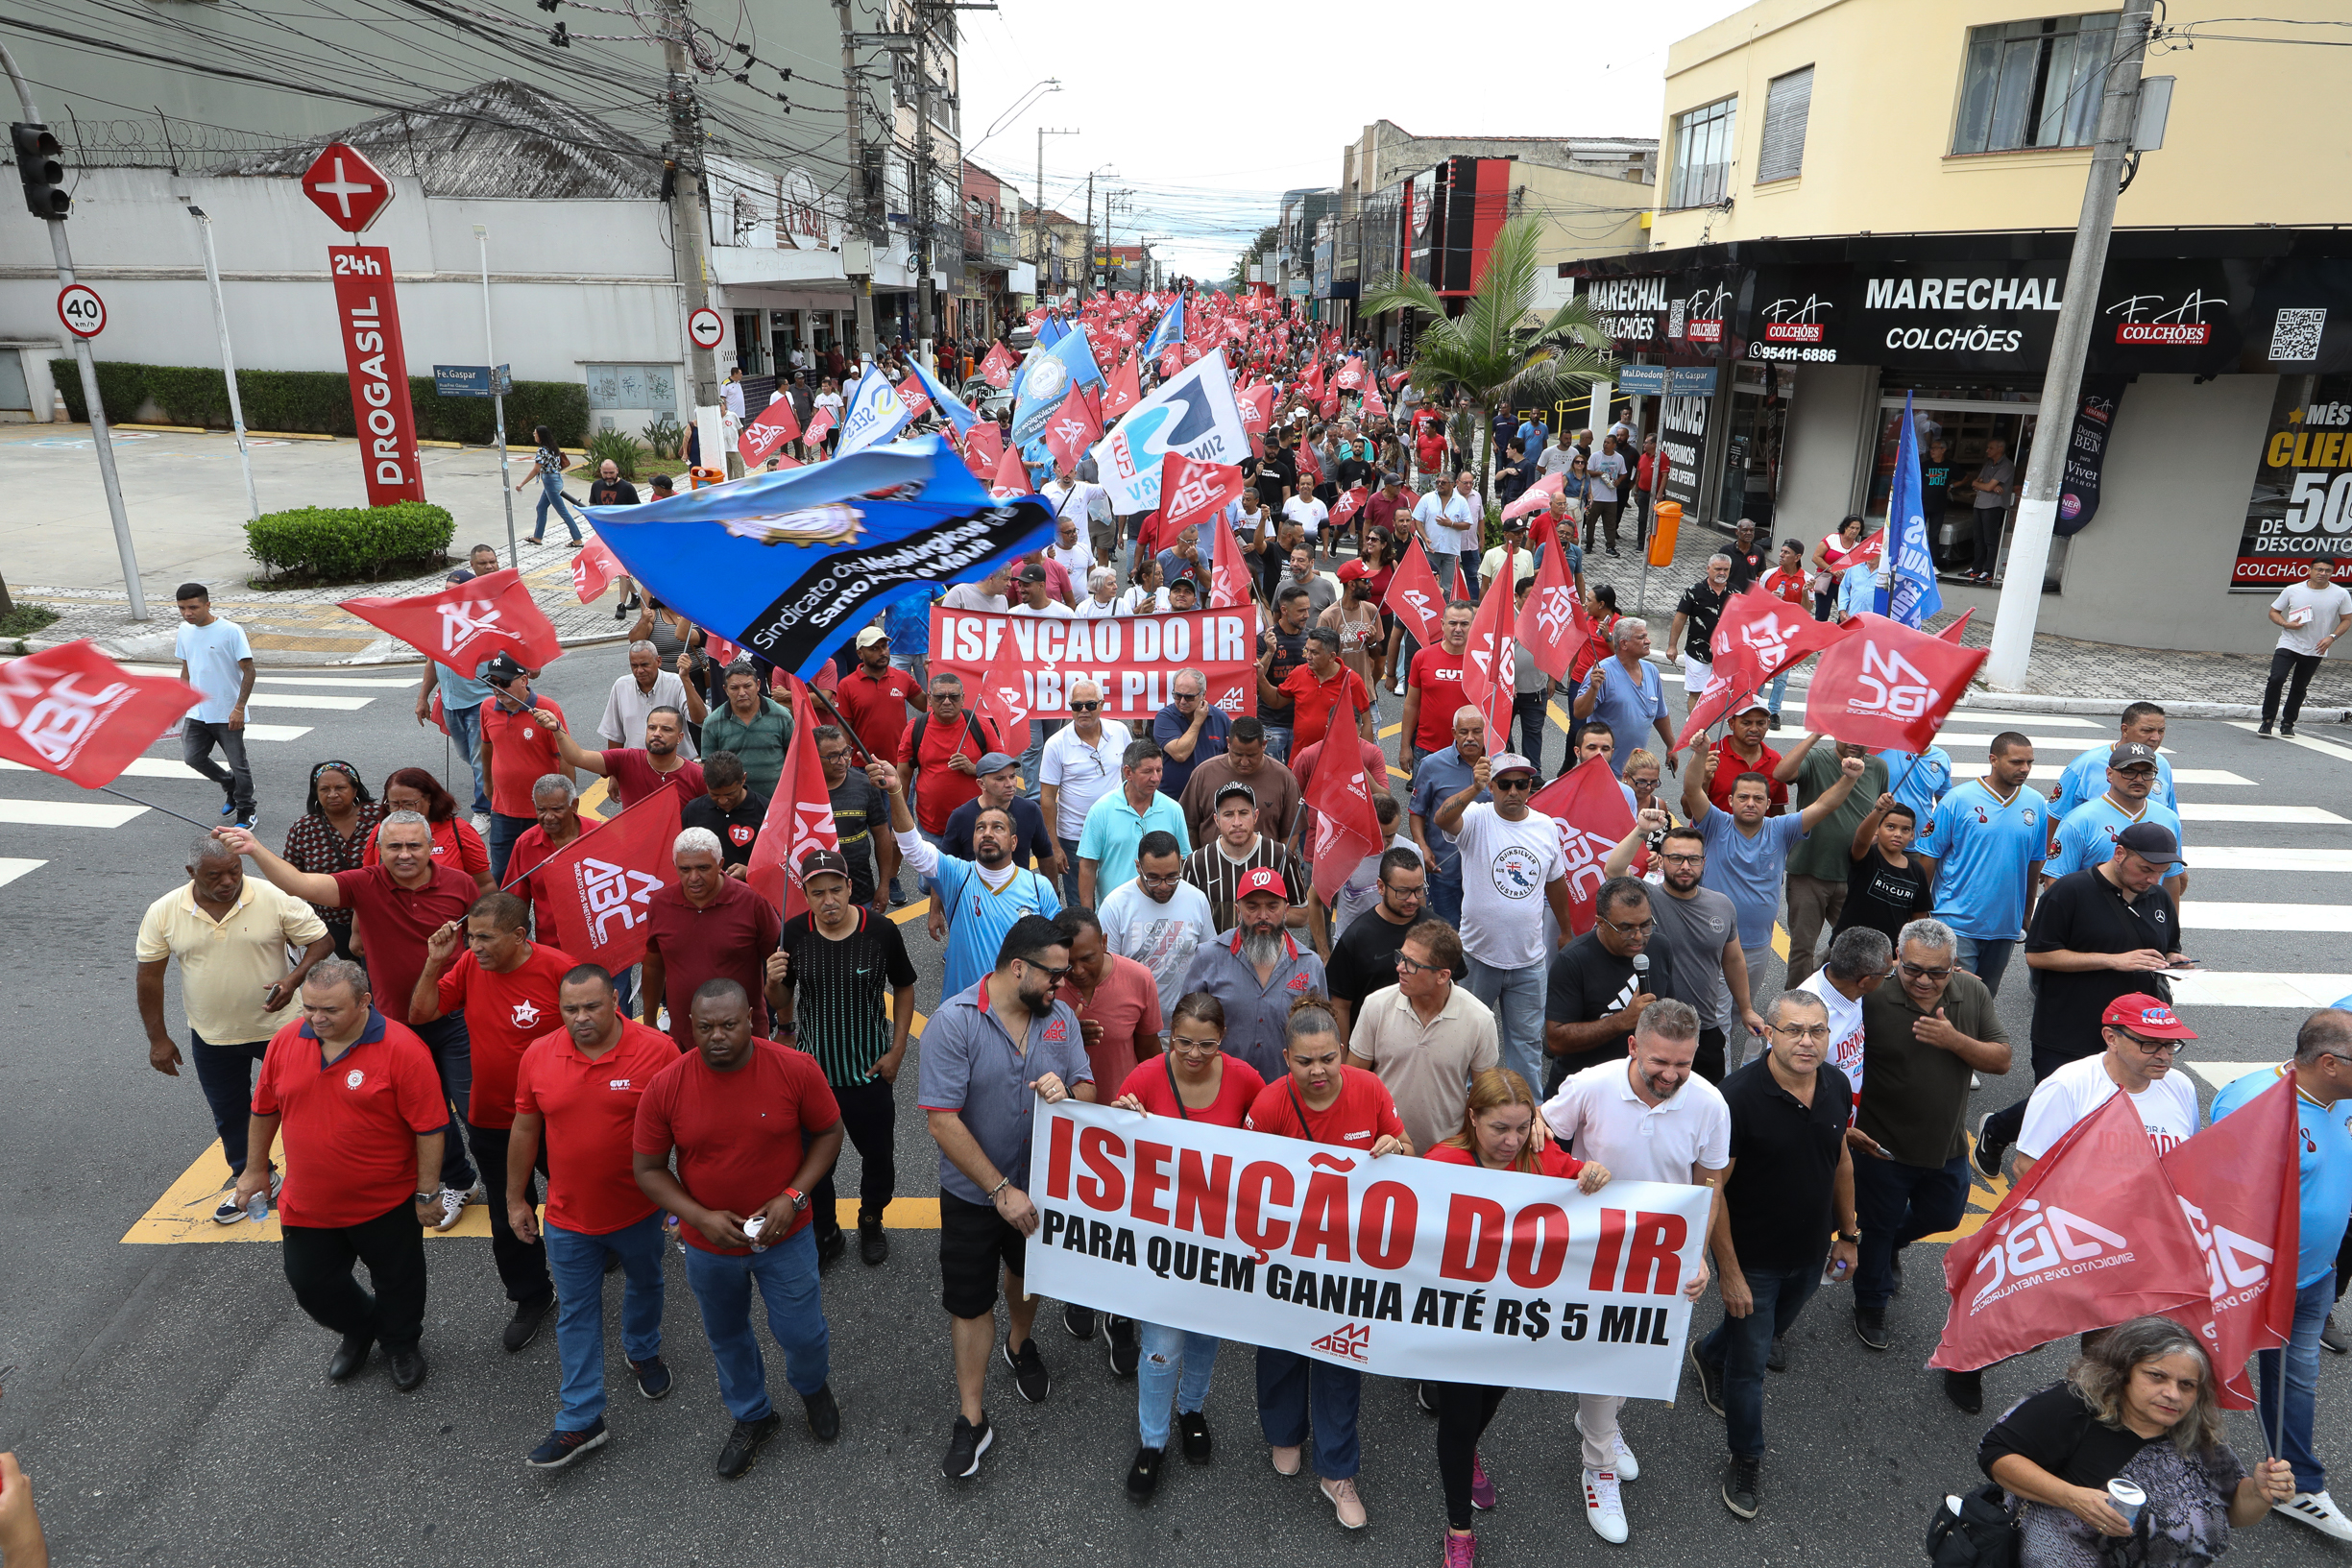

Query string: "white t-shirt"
[[1012, 597, 1073, 618], [2271, 581, 2352, 658], [1099, 877, 1217, 1021], [1797, 971, 1866, 1102], [939, 584, 1007, 613], [1040, 720, 1132, 839], [1046, 541, 1095, 582], [1121, 587, 1172, 615], [174, 616, 254, 722], [1588, 450, 1627, 501], [1282, 495, 1329, 541], [1452, 803, 1567, 971], [1541, 1058, 1733, 1183], [2015, 1053, 2199, 1163], [1074, 594, 1128, 620], [1332, 833, 1421, 940]]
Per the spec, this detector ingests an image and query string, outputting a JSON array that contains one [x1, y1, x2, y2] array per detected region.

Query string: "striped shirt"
[[1182, 835, 1304, 933], [775, 909, 916, 1087]]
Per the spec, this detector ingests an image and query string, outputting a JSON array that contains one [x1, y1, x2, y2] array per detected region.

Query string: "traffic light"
[[12, 123, 68, 220]]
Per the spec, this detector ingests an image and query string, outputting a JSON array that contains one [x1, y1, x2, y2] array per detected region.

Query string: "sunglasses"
[[1022, 960, 1073, 984], [1898, 961, 1953, 981], [1491, 777, 1535, 792], [1070, 700, 1103, 712]]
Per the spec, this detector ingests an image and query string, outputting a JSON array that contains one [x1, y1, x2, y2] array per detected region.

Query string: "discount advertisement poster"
[[2234, 374, 2352, 588], [1023, 1101, 1711, 1399], [930, 606, 1258, 722]]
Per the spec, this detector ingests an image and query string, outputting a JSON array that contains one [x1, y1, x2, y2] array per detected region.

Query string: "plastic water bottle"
[[246, 1193, 270, 1225], [742, 1214, 769, 1254]]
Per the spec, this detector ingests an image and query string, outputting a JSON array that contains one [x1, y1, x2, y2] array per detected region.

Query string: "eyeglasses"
[[1394, 952, 1443, 975], [1598, 915, 1656, 935], [1898, 961, 1953, 981], [1773, 1024, 1832, 1043], [1169, 1035, 1224, 1055], [1070, 700, 1102, 712], [1660, 853, 1704, 867], [816, 751, 850, 766], [1173, 690, 1200, 702], [1380, 882, 1425, 900], [2115, 1029, 2186, 1056]]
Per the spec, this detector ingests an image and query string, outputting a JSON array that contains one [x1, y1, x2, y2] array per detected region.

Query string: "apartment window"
[[1667, 97, 1736, 208], [1757, 65, 1813, 182], [1952, 12, 2118, 155]]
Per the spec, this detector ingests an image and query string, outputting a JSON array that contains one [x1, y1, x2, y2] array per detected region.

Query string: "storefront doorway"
[[1719, 362, 1791, 529], [1867, 387, 2045, 586]]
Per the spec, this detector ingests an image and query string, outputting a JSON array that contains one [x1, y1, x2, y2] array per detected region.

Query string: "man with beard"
[[884, 764, 1061, 1002], [1602, 817, 1762, 1083], [1544, 877, 1676, 1097], [920, 914, 1096, 1480], [1686, 747, 1867, 1003], [1177, 719, 1300, 848], [1097, 832, 1216, 1024], [2043, 742, 2186, 896], [943, 754, 1058, 876], [542, 703, 705, 813], [1184, 782, 1308, 942], [1176, 869, 1327, 1081]]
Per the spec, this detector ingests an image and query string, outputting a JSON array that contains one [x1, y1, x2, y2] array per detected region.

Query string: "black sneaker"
[[943, 1412, 994, 1479], [1416, 1381, 1440, 1416], [1943, 1368, 1983, 1414], [502, 1295, 554, 1353], [715, 1411, 782, 1480], [814, 1229, 847, 1269], [1721, 1455, 1761, 1519], [802, 1383, 841, 1442], [629, 1355, 672, 1400], [1106, 1315, 1139, 1378], [1063, 1302, 1097, 1339], [1970, 1115, 2007, 1181], [1004, 1336, 1050, 1403], [2325, 1315, 2348, 1355], [1688, 1342, 1724, 1415], [1768, 1335, 1789, 1371], [1126, 1445, 1166, 1502], [1854, 1306, 1890, 1351], [859, 1217, 888, 1266], [2259, 722, 2275, 736], [524, 1418, 608, 1469], [1177, 1409, 1212, 1463], [2283, 724, 2299, 738]]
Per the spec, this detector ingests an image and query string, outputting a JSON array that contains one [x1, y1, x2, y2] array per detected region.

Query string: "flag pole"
[[496, 775, 682, 894], [100, 785, 230, 832]]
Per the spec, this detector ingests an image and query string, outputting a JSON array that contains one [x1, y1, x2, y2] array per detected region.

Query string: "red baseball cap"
[[1337, 559, 1371, 582], [2101, 994, 2197, 1039], [1238, 866, 1289, 901]]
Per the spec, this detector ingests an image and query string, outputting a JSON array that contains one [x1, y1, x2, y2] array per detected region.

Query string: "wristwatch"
[[784, 1188, 809, 1214], [1836, 1229, 1861, 1243], [415, 1191, 438, 1205]]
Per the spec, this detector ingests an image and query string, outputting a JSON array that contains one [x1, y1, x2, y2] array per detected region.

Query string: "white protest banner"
[[1088, 348, 1250, 516], [931, 606, 1258, 723], [1023, 1100, 1709, 1398]]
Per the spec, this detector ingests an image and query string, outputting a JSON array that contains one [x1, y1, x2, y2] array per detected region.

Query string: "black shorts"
[[938, 1190, 1026, 1319]]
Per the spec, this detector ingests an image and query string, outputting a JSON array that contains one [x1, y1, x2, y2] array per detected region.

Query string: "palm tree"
[[1362, 213, 1615, 504]]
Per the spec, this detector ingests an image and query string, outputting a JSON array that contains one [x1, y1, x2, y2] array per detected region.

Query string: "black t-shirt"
[[826, 774, 889, 902], [1978, 1384, 2155, 1490], [1921, 461, 1952, 521], [1545, 931, 1676, 1077], [1675, 583, 1729, 661], [1328, 907, 1469, 1014], [2025, 868, 2182, 1058], [681, 789, 767, 870], [1720, 1057, 1850, 1272], [1262, 627, 1311, 717], [1835, 845, 1934, 945], [1724, 543, 1768, 593], [775, 908, 917, 1086], [1255, 450, 1297, 510], [944, 792, 1056, 872]]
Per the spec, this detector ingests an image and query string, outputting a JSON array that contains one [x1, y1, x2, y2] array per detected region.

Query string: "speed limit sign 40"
[[687, 307, 724, 350], [58, 284, 107, 339]]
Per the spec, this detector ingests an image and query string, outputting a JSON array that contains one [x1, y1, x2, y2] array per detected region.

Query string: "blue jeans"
[[1952, 934, 2016, 997], [444, 701, 488, 817], [1256, 1345, 1362, 1480], [1767, 669, 1791, 718], [681, 1223, 831, 1420], [1426, 873, 1463, 930], [2260, 1273, 2333, 1493], [1019, 717, 1062, 804], [546, 1213, 667, 1430], [1852, 1153, 1970, 1312], [532, 474, 584, 542], [188, 1030, 269, 1175], [1698, 1260, 1825, 1459], [1263, 725, 1294, 764], [488, 810, 535, 886], [1138, 1320, 1221, 1449], [406, 1012, 477, 1192], [1057, 835, 1083, 908], [1465, 955, 1545, 1096]]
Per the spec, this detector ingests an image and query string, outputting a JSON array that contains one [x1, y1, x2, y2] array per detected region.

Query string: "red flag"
[[1930, 1090, 2211, 1373], [1330, 484, 1370, 530], [1382, 538, 1448, 649], [1103, 353, 1143, 420], [981, 340, 1016, 388], [991, 444, 1031, 498], [570, 536, 626, 603], [1671, 666, 1759, 755], [1294, 440, 1323, 486], [738, 398, 800, 468], [746, 681, 839, 922], [1678, 588, 1855, 748], [1303, 700, 1383, 903], [1318, 394, 1340, 422], [1935, 607, 1976, 644], [2161, 1070, 2301, 1408], [803, 405, 836, 446], [1335, 357, 1364, 391], [1210, 509, 1254, 609], [1527, 754, 1637, 937], [1362, 382, 1388, 421], [1803, 612, 1987, 753], [340, 567, 562, 677], [1042, 398, 1102, 473], [1456, 565, 1518, 746], [1298, 359, 1325, 399], [896, 373, 933, 422], [973, 655, 1031, 755], [1515, 543, 1590, 683], [1158, 348, 1183, 380], [1156, 452, 1246, 550], [961, 420, 1004, 484], [0, 640, 201, 787], [539, 782, 684, 972]]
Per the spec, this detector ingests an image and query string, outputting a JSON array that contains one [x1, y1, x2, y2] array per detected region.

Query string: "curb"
[[1956, 690, 2352, 725], [14, 626, 634, 667]]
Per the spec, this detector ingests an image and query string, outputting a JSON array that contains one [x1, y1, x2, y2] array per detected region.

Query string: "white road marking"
[[242, 692, 374, 712], [255, 676, 416, 689], [2176, 803, 2348, 824], [239, 724, 314, 742], [2180, 902, 2352, 933], [0, 798, 148, 828], [1933, 734, 2175, 756], [2182, 847, 2352, 873], [2168, 972, 2352, 1009], [2225, 721, 2352, 765], [2184, 1061, 2288, 1091], [0, 857, 44, 888], [0, 757, 204, 780]]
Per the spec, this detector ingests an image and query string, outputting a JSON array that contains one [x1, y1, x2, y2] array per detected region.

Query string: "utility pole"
[[656, 0, 736, 475], [186, 205, 260, 523], [1033, 124, 1075, 295], [834, 0, 876, 368], [1082, 171, 1093, 302], [473, 225, 521, 568], [1984, 0, 2156, 690], [911, 6, 934, 361]]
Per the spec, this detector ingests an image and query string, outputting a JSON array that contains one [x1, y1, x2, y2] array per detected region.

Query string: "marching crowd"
[[93, 317, 2351, 1568]]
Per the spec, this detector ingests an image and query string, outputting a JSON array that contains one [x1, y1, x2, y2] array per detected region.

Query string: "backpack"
[[909, 708, 991, 762], [1924, 1483, 2020, 1568]]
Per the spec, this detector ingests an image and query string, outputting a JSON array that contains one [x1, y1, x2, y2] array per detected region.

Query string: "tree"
[[1361, 214, 1614, 507], [1234, 223, 1280, 290]]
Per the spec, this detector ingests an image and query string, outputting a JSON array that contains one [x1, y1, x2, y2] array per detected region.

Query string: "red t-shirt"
[[434, 941, 579, 1127], [331, 863, 479, 1025], [252, 1011, 446, 1228], [837, 664, 925, 760], [1762, 567, 1808, 606], [1425, 1141, 1586, 1178], [1707, 737, 1789, 813], [1414, 432, 1447, 471], [1407, 646, 1469, 754], [643, 878, 782, 1052], [1279, 663, 1370, 755], [1115, 1054, 1265, 1128], [506, 821, 577, 940], [599, 750, 705, 813], [362, 815, 487, 879], [1362, 495, 1408, 542], [515, 1019, 677, 1234], [482, 696, 567, 818], [1244, 1065, 1404, 1151], [631, 1039, 842, 1253], [898, 709, 999, 835]]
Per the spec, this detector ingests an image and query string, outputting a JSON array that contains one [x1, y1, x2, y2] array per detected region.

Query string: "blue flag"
[[1143, 295, 1184, 360], [836, 362, 912, 458], [579, 438, 1052, 678], [1010, 326, 1103, 455], [905, 353, 981, 437], [1882, 391, 1943, 627]]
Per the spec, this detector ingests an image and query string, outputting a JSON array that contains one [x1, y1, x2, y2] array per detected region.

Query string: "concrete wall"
[[1777, 360, 1875, 537]]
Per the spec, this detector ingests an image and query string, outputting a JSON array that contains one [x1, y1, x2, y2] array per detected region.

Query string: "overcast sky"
[[955, 0, 1750, 280]]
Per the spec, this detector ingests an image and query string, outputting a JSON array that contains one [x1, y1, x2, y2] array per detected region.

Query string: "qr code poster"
[[2271, 308, 2328, 364]]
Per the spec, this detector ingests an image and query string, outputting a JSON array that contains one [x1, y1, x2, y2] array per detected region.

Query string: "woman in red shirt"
[[1350, 530, 1402, 688], [1108, 993, 1266, 1503], [1244, 997, 1406, 1532], [1760, 540, 1812, 725], [1423, 1070, 1614, 1559], [365, 766, 493, 892]]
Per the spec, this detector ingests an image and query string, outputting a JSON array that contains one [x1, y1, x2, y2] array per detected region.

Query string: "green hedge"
[[50, 361, 589, 446], [246, 501, 455, 581]]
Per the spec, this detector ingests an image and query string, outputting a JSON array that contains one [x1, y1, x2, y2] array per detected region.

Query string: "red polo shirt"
[[515, 1019, 678, 1234], [632, 1039, 841, 1253], [1407, 646, 1469, 754], [252, 1009, 446, 1228], [434, 941, 579, 1128], [1243, 1065, 1403, 1149], [599, 749, 705, 813], [643, 877, 782, 1052], [507, 819, 581, 941], [836, 663, 924, 761], [1707, 737, 1789, 813], [1277, 663, 1370, 755], [482, 696, 567, 818], [331, 863, 479, 1025]]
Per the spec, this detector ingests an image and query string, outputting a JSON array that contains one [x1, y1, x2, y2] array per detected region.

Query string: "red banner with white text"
[[932, 606, 1258, 724], [327, 246, 424, 507]]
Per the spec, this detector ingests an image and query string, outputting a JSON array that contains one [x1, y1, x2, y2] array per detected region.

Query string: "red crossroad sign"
[[300, 142, 396, 234]]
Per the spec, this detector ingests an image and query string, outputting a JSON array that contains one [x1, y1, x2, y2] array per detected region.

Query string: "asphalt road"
[[4, 645, 2349, 1568]]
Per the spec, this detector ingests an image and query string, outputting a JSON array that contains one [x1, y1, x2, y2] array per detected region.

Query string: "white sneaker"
[[1583, 1468, 1629, 1544], [1970, 1073, 1981, 1090], [434, 1188, 467, 1232], [2278, 1489, 2352, 1540], [472, 811, 491, 834], [1612, 1433, 1640, 1482]]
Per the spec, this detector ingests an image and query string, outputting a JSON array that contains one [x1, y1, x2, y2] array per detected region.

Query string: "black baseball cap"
[[2114, 822, 2183, 865]]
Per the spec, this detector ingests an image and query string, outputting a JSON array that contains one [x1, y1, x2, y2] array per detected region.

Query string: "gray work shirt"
[[1644, 882, 1741, 1032], [916, 980, 1093, 1204], [1177, 930, 1328, 1082]]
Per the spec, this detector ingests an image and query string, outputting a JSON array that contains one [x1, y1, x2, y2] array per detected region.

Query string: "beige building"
[[1571, 0, 2352, 657]]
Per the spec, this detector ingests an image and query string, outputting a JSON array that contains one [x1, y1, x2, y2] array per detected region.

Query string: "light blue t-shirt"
[[1694, 807, 1807, 950], [2049, 744, 2177, 820], [174, 616, 253, 722], [1918, 779, 2049, 939], [1878, 746, 1952, 837], [434, 656, 497, 712], [1838, 563, 1877, 617], [930, 854, 1061, 1001], [2048, 797, 2186, 880], [1583, 657, 1668, 760], [1076, 789, 1191, 900], [2212, 1068, 2352, 1289]]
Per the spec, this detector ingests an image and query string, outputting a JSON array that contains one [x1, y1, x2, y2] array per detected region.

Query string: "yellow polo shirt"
[[135, 879, 329, 1045]]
